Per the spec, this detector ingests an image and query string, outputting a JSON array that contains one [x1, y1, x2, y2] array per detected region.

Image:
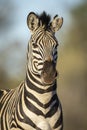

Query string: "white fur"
[[37, 121, 51, 130], [36, 117, 51, 130]]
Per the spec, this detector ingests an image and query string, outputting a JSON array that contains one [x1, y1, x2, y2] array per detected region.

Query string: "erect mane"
[[38, 11, 51, 28]]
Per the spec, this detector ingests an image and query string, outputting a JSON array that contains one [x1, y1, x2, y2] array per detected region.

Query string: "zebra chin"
[[41, 74, 57, 85], [41, 60, 57, 85]]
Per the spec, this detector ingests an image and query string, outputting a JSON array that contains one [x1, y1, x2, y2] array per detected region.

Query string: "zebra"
[[0, 11, 63, 130]]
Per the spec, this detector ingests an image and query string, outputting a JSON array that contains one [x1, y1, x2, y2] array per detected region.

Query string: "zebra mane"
[[38, 11, 51, 28]]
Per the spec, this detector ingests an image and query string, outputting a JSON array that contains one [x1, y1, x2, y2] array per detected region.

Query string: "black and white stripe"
[[0, 11, 63, 130]]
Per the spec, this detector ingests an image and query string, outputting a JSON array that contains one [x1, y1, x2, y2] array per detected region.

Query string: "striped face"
[[27, 12, 63, 85], [28, 28, 58, 85]]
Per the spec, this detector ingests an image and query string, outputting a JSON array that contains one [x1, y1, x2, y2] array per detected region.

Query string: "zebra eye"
[[32, 43, 38, 48]]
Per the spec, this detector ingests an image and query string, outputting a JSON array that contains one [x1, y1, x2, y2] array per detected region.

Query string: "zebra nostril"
[[54, 71, 58, 78], [55, 71, 58, 78]]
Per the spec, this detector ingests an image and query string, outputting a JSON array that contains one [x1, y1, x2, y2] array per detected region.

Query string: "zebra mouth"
[[41, 71, 57, 85], [41, 60, 57, 85]]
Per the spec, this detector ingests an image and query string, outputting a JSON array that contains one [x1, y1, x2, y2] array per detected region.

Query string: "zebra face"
[[29, 32, 58, 85], [27, 12, 63, 85]]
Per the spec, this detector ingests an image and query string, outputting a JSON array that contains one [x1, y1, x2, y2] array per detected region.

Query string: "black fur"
[[38, 11, 51, 29], [0, 90, 3, 99]]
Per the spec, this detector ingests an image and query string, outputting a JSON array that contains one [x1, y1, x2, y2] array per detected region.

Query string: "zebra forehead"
[[42, 35, 57, 46], [31, 30, 58, 45]]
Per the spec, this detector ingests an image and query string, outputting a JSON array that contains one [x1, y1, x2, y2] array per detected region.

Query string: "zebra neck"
[[24, 69, 58, 111]]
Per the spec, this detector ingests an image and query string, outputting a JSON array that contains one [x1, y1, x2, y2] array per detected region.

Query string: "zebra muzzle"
[[41, 60, 57, 85]]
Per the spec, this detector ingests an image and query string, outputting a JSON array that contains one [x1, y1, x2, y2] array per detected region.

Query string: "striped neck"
[[23, 68, 59, 118]]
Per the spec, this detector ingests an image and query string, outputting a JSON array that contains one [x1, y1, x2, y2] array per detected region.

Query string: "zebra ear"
[[27, 12, 39, 31], [50, 15, 63, 32]]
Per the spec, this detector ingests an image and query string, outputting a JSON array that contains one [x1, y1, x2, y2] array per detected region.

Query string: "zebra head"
[[27, 12, 63, 85]]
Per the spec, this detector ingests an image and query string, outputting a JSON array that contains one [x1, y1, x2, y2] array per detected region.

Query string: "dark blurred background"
[[0, 0, 87, 130]]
